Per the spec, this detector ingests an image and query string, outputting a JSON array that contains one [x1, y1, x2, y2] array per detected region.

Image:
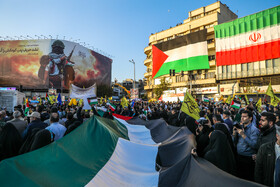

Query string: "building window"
[[273, 58, 280, 68], [205, 24, 215, 29], [222, 66, 226, 73], [241, 63, 247, 71], [190, 15, 201, 21], [208, 55, 215, 61], [205, 72, 215, 79], [157, 39, 164, 43], [205, 10, 216, 15], [207, 38, 214, 44], [176, 75, 185, 82], [266, 59, 272, 68], [167, 36, 173, 40]]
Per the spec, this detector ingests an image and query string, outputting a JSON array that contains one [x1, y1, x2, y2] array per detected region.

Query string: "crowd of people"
[[0, 97, 280, 186]]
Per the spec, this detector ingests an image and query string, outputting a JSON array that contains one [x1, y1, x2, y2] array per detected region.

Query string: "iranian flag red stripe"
[[214, 6, 280, 66]]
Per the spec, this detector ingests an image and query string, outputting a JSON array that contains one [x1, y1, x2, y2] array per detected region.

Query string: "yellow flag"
[[219, 95, 224, 101], [266, 82, 280, 106], [100, 97, 103, 104], [271, 95, 280, 107], [225, 95, 232, 104], [109, 97, 112, 101], [266, 82, 274, 97], [181, 92, 200, 120], [256, 98, 262, 112], [69, 98, 73, 106], [73, 98, 77, 106], [121, 96, 128, 108], [79, 99, 83, 106], [245, 95, 249, 105]]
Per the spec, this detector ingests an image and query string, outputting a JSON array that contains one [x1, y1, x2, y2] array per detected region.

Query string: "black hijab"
[[214, 123, 237, 158], [204, 130, 236, 175], [0, 123, 23, 161], [30, 129, 54, 151]]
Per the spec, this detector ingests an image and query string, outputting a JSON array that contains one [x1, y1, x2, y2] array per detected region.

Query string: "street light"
[[129, 59, 136, 91]]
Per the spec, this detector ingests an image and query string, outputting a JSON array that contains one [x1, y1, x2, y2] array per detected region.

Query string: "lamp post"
[[129, 59, 135, 91]]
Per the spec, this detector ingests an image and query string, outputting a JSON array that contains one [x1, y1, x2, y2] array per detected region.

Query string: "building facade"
[[144, 1, 237, 99]]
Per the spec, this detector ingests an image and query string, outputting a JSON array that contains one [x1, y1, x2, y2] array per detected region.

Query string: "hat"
[[28, 112, 41, 118]]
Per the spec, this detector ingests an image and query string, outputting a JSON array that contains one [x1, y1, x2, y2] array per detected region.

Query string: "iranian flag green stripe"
[[215, 6, 280, 38], [153, 29, 209, 78], [214, 6, 280, 66]]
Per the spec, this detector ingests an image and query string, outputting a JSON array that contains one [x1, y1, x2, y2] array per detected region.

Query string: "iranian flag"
[[231, 100, 241, 109], [152, 29, 210, 78], [108, 102, 116, 111], [215, 6, 280, 66], [88, 97, 98, 105], [0, 114, 260, 186]]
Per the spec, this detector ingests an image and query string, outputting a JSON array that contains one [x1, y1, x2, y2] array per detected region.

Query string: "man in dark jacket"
[[257, 112, 276, 149], [22, 112, 48, 139], [255, 125, 280, 186], [64, 112, 77, 129]]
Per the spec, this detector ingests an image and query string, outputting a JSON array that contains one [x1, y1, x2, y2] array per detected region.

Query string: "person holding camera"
[[233, 110, 260, 181]]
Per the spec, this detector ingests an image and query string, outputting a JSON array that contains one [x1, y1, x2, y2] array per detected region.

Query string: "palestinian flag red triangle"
[[152, 45, 168, 78]]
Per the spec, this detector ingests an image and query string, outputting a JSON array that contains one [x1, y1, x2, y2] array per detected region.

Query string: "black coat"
[[257, 126, 276, 150], [255, 141, 276, 186], [204, 130, 237, 175]]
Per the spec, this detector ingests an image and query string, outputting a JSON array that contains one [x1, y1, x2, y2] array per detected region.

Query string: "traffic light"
[[181, 71, 184, 76], [169, 69, 172, 76], [173, 69, 175, 76]]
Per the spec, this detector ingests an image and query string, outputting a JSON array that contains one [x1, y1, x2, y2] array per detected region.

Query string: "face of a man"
[[259, 116, 271, 131], [241, 113, 251, 125]]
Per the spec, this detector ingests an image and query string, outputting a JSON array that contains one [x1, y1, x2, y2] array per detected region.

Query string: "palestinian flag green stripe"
[[154, 55, 209, 78], [0, 116, 129, 186], [214, 6, 280, 38]]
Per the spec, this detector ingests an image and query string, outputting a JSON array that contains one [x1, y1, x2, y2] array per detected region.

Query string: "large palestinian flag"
[[214, 6, 280, 66], [152, 29, 210, 78], [0, 114, 261, 186]]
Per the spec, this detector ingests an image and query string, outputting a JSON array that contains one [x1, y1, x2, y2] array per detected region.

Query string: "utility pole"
[[129, 59, 136, 91]]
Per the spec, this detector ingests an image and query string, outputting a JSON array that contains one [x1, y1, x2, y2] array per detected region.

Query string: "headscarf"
[[0, 123, 22, 161], [203, 130, 236, 175], [30, 129, 54, 151]]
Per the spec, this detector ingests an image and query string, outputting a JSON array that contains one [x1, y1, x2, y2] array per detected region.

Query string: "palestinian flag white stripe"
[[231, 100, 241, 109], [86, 138, 159, 186], [114, 116, 156, 145], [215, 24, 280, 52], [164, 41, 208, 63]]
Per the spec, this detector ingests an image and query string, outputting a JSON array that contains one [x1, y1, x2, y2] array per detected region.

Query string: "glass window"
[[266, 59, 272, 68], [273, 58, 280, 68]]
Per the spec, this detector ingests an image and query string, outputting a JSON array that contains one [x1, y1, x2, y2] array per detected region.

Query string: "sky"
[[0, 0, 279, 82]]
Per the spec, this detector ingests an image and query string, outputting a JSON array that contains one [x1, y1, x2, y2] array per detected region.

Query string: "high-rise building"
[[144, 1, 237, 99]]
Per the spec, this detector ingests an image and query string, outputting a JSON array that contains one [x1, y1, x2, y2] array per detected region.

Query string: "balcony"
[[144, 85, 153, 90], [144, 58, 152, 66], [144, 72, 152, 78], [207, 42, 215, 49], [209, 60, 216, 67], [191, 78, 216, 85], [144, 45, 152, 55]]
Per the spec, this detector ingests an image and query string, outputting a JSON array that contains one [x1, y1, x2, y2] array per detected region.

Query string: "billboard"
[[0, 39, 112, 90]]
